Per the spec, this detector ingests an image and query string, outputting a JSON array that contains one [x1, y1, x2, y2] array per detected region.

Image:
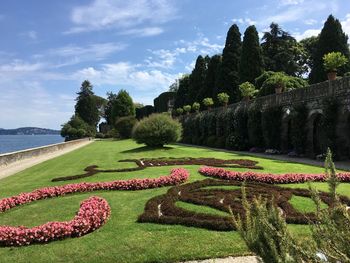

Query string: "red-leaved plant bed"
[[0, 168, 189, 246], [0, 196, 110, 246], [199, 166, 350, 184]]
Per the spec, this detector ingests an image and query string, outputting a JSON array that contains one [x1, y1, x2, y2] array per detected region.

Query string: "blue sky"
[[0, 0, 349, 129]]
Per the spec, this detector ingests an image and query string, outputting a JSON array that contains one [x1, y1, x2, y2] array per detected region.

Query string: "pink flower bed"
[[199, 166, 350, 184], [0, 168, 189, 246], [0, 196, 110, 246]]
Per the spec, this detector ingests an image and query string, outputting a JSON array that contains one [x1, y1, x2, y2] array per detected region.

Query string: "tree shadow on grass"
[[121, 145, 174, 153]]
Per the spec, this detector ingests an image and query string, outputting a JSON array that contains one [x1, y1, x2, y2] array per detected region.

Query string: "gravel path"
[[0, 140, 93, 179], [177, 143, 350, 171]]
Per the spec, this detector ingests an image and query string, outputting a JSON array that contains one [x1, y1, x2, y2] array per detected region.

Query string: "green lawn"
[[0, 139, 347, 263]]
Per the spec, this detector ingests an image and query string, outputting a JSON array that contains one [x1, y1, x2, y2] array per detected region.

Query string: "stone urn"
[[327, 71, 337, 81]]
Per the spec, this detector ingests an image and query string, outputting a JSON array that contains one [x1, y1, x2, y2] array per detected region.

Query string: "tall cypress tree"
[[240, 25, 264, 83], [174, 75, 190, 108], [309, 15, 350, 84], [188, 55, 207, 104], [215, 24, 241, 102], [204, 54, 222, 99]]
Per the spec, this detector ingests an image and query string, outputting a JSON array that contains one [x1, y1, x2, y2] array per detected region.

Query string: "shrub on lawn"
[[132, 114, 182, 147], [115, 116, 138, 138]]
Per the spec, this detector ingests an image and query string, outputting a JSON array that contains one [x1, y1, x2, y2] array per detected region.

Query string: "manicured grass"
[[0, 139, 347, 262], [289, 195, 327, 213]]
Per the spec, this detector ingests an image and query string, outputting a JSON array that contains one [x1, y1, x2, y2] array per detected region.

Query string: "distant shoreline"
[[0, 127, 60, 136]]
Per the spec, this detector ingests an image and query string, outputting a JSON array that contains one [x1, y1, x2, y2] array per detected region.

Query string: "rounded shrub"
[[115, 116, 138, 138], [132, 114, 183, 147]]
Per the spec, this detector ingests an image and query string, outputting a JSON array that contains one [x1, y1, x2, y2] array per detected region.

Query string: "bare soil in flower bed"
[[0, 139, 349, 263]]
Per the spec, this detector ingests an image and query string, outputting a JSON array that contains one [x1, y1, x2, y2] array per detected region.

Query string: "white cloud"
[[279, 0, 304, 6], [72, 62, 180, 93], [294, 28, 321, 41], [65, 0, 176, 35], [304, 19, 318, 25], [341, 14, 350, 38], [119, 27, 164, 37], [20, 30, 38, 40], [232, 18, 256, 26]]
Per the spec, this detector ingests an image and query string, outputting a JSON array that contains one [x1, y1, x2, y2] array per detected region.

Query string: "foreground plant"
[[233, 148, 350, 262]]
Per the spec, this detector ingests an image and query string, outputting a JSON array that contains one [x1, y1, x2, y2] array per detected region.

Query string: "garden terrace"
[[0, 140, 350, 262], [180, 76, 350, 159]]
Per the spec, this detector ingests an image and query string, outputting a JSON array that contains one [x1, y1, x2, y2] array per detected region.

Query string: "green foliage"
[[132, 114, 182, 147], [189, 56, 208, 104], [290, 103, 308, 154], [192, 102, 200, 112], [240, 25, 264, 83], [217, 92, 230, 105], [136, 105, 154, 120], [254, 71, 275, 90], [226, 107, 249, 150], [261, 23, 304, 76], [115, 116, 138, 139], [215, 24, 241, 102], [61, 115, 95, 141], [248, 104, 264, 148], [322, 98, 339, 157], [310, 15, 350, 83], [202, 97, 214, 108], [239, 82, 258, 98], [154, 92, 175, 113], [206, 55, 222, 98], [183, 105, 191, 113], [300, 36, 319, 74], [262, 106, 283, 149], [174, 75, 191, 109], [258, 72, 307, 97], [106, 90, 136, 127], [323, 52, 348, 72], [233, 186, 316, 263], [75, 80, 100, 127], [176, 108, 184, 115]]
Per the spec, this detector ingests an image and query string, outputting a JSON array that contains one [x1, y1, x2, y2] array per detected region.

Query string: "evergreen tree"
[[309, 15, 350, 83], [174, 74, 191, 109], [299, 36, 319, 75], [215, 24, 241, 102], [104, 92, 118, 125], [75, 80, 100, 127], [188, 55, 207, 104], [240, 25, 264, 83], [261, 23, 303, 76], [111, 90, 135, 126], [204, 55, 222, 99]]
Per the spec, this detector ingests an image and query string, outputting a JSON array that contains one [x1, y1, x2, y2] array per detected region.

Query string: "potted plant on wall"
[[183, 105, 191, 115], [192, 102, 200, 113], [202, 97, 214, 110], [217, 92, 230, 107], [323, 52, 348, 81], [176, 107, 184, 116], [239, 82, 257, 102], [269, 72, 287, 94]]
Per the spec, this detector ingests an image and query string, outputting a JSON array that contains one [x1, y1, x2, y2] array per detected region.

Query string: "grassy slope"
[[0, 140, 347, 263]]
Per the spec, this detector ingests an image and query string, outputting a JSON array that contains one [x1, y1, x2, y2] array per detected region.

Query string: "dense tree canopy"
[[204, 55, 222, 99], [309, 15, 350, 83], [174, 75, 191, 109], [188, 55, 208, 104], [215, 24, 241, 102], [111, 90, 135, 125], [75, 80, 100, 127], [240, 25, 264, 83]]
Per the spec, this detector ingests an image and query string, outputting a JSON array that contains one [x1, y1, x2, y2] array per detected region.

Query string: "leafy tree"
[[115, 116, 137, 138], [192, 102, 200, 112], [183, 105, 191, 114], [239, 82, 258, 99], [240, 25, 264, 83], [299, 36, 319, 75], [261, 23, 304, 76], [111, 90, 135, 126], [215, 24, 242, 102], [176, 108, 184, 115], [174, 74, 191, 109], [104, 92, 118, 125], [75, 80, 100, 127], [309, 15, 350, 83], [323, 52, 348, 72], [61, 115, 95, 141], [189, 55, 208, 104]]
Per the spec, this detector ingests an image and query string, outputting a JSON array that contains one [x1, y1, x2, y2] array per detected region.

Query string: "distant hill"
[[0, 127, 60, 135]]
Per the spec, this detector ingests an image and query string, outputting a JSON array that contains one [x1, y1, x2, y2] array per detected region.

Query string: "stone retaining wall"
[[0, 138, 91, 167]]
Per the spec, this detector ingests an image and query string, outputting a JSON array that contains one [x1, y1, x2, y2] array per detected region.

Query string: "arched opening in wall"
[[313, 114, 327, 156]]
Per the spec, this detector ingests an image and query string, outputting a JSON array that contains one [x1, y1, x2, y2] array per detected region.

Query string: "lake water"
[[0, 135, 64, 154]]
